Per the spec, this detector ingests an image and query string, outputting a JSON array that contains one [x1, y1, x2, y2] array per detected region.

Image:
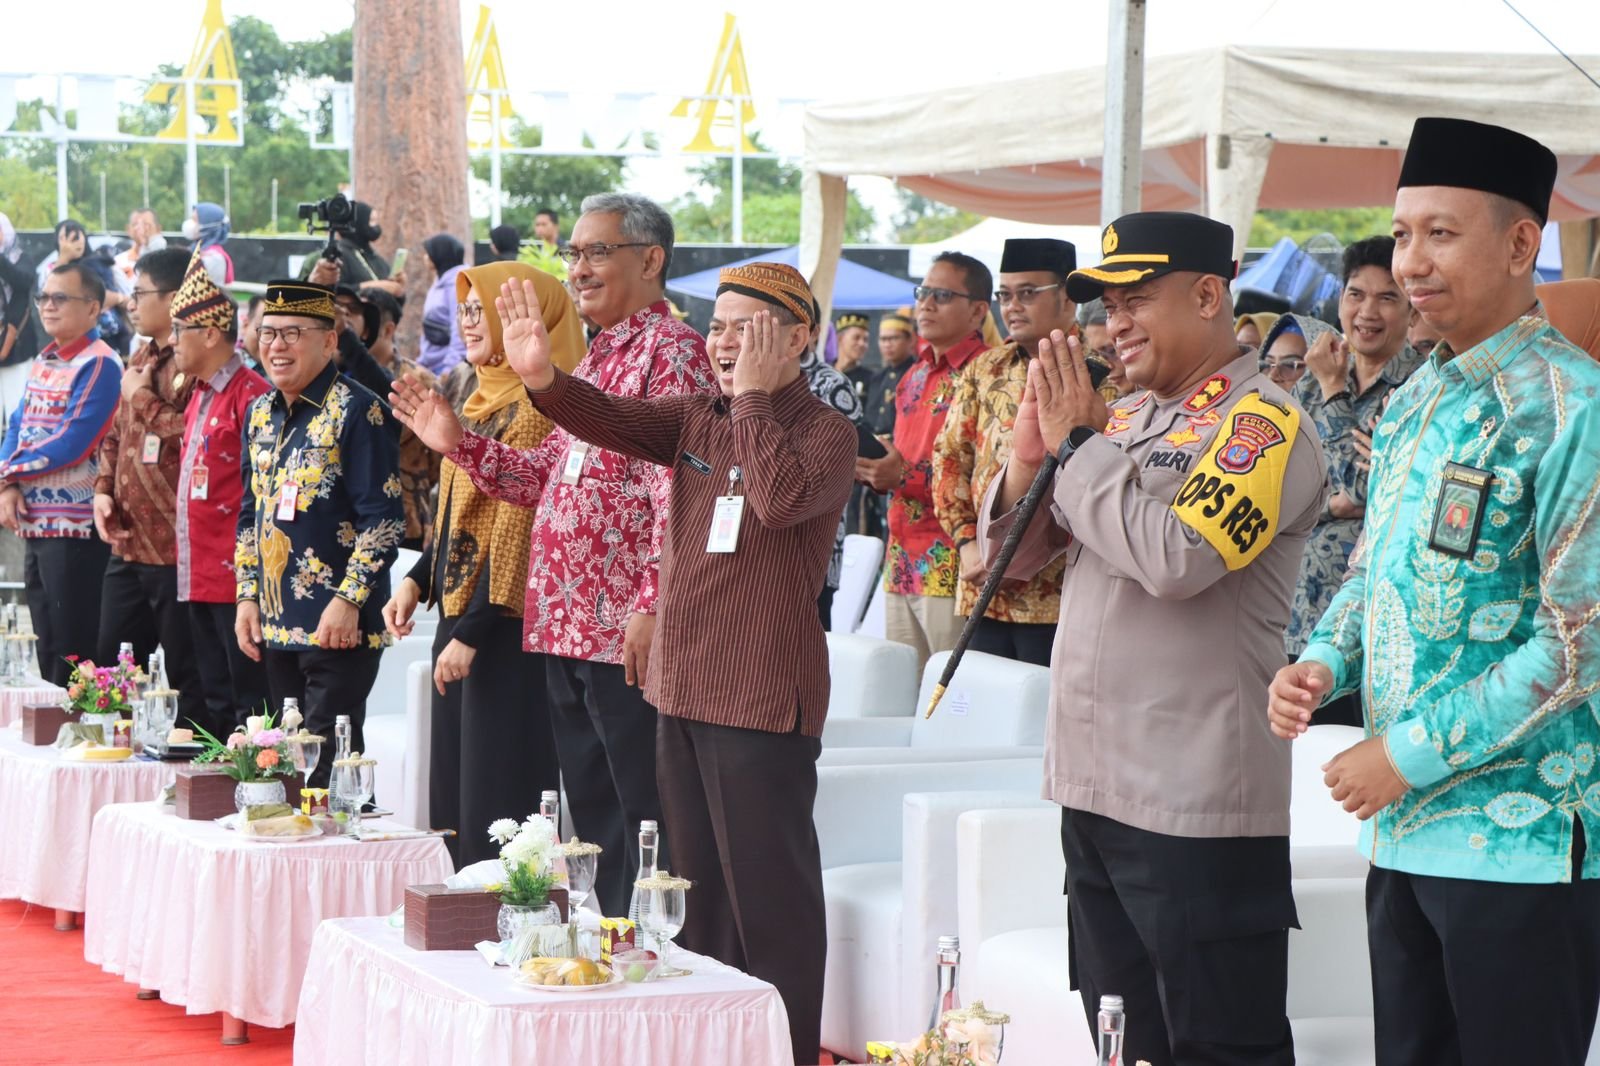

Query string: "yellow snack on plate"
[[242, 812, 316, 837], [68, 744, 134, 762]]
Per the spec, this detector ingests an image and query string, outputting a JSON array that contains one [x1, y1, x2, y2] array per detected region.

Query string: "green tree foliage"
[[1249, 208, 1393, 248], [892, 191, 983, 244], [669, 138, 875, 244], [1, 19, 352, 234], [469, 123, 627, 239]]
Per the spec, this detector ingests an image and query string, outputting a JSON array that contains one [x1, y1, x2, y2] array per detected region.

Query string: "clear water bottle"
[[927, 935, 962, 1032], [627, 820, 659, 944], [118, 641, 135, 666], [1097, 993, 1125, 1066], [540, 790, 567, 884], [330, 713, 353, 826]]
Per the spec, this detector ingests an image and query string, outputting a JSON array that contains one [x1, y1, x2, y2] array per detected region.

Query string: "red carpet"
[[0, 899, 294, 1065]]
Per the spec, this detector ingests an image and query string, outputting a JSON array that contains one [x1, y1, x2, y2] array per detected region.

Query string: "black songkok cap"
[[1397, 117, 1557, 225], [1066, 212, 1235, 304], [261, 280, 338, 324], [999, 238, 1076, 276]]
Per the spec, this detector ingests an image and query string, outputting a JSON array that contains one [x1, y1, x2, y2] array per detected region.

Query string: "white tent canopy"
[[799, 45, 1600, 308]]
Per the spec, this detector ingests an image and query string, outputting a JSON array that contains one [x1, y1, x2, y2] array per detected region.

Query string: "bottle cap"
[[541, 790, 560, 802], [1099, 994, 1125, 1012], [335, 714, 350, 724], [640, 820, 658, 832], [938, 935, 960, 951]]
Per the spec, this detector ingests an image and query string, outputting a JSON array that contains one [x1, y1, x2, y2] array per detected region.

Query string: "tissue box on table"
[[21, 705, 73, 746]]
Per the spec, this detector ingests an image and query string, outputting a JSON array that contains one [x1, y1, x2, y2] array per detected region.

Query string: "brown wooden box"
[[402, 885, 570, 951], [174, 766, 237, 820], [20, 704, 73, 746]]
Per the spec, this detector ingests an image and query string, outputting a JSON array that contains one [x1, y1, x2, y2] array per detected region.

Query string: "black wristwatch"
[[1055, 425, 1098, 465]]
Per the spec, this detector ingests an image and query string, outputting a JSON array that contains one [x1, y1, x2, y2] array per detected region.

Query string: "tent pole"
[[1102, 0, 1146, 224]]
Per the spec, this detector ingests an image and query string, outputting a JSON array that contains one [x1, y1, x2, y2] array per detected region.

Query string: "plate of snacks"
[[512, 956, 620, 993], [238, 804, 322, 841], [61, 742, 134, 763]]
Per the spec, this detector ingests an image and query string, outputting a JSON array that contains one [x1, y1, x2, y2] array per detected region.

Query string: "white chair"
[[858, 579, 886, 638], [814, 757, 1045, 1059], [825, 633, 918, 719], [819, 650, 1048, 765], [832, 534, 885, 633], [1290, 725, 1368, 880], [399, 659, 433, 833], [362, 634, 434, 821], [955, 803, 1379, 1066]]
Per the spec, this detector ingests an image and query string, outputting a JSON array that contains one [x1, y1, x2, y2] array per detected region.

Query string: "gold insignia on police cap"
[[1102, 224, 1119, 256]]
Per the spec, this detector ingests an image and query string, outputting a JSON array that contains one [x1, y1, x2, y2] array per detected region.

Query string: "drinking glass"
[[637, 879, 688, 977], [561, 844, 600, 955], [1, 635, 18, 685], [287, 734, 324, 781], [333, 760, 375, 834]]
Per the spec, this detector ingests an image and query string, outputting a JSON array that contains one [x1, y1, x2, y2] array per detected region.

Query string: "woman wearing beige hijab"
[[382, 260, 583, 865]]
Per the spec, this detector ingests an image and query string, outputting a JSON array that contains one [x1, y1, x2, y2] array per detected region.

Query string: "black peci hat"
[[999, 237, 1076, 276], [1397, 117, 1557, 225]]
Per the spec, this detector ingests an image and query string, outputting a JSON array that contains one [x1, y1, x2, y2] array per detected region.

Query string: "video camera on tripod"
[[297, 193, 356, 262]]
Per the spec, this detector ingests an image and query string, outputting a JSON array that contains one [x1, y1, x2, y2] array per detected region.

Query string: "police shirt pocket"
[[1179, 888, 1299, 1045]]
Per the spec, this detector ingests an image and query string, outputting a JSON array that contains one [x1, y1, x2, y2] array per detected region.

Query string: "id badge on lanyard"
[[706, 466, 745, 554], [560, 441, 590, 486]]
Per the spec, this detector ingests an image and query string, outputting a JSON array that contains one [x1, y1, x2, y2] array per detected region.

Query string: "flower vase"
[[497, 901, 562, 965], [234, 779, 287, 815], [79, 711, 118, 742]]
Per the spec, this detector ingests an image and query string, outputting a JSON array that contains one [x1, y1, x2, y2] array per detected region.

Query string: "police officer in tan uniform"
[[979, 212, 1327, 1065]]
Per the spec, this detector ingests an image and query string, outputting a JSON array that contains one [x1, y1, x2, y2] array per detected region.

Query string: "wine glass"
[[636, 875, 689, 977], [1, 634, 18, 686], [333, 759, 375, 834], [560, 841, 601, 955], [287, 733, 324, 782]]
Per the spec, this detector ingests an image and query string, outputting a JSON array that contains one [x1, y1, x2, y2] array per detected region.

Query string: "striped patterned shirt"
[[0, 335, 122, 538], [528, 371, 856, 736]]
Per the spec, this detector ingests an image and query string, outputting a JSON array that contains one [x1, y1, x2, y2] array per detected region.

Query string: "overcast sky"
[[7, 0, 1600, 238]]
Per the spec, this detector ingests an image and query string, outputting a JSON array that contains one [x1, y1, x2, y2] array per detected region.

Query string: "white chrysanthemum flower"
[[488, 817, 520, 844]]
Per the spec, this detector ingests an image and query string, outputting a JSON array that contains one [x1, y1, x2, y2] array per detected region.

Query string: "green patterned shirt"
[[1301, 309, 1600, 883]]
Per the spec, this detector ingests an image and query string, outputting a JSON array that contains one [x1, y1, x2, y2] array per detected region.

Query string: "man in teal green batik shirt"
[[1269, 117, 1600, 1066]]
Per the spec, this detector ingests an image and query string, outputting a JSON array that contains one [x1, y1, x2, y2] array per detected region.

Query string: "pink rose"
[[226, 731, 248, 751], [67, 685, 82, 700]]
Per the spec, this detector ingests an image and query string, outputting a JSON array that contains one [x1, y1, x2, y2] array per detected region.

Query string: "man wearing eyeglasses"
[[91, 245, 204, 725], [857, 252, 992, 670], [0, 261, 123, 683], [932, 238, 1103, 666], [429, 192, 716, 916], [233, 280, 404, 788]]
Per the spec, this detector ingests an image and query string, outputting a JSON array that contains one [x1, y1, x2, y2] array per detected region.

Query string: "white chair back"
[[826, 633, 919, 718], [1290, 725, 1365, 849], [910, 651, 1050, 749], [858, 579, 887, 638], [832, 535, 885, 633]]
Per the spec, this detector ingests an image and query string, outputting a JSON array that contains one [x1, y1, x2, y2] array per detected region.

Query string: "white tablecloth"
[[294, 918, 795, 1066], [83, 802, 453, 1028], [0, 680, 67, 727], [0, 728, 174, 910]]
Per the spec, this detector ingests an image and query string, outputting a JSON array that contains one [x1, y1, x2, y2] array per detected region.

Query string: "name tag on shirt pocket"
[[706, 496, 744, 553], [1428, 462, 1493, 559]]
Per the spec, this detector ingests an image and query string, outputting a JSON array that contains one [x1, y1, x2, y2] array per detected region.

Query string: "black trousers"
[[657, 713, 826, 1066], [185, 601, 270, 737], [817, 585, 835, 630], [543, 655, 663, 917], [262, 646, 382, 790], [96, 557, 206, 731], [1061, 808, 1297, 1066], [24, 536, 109, 685], [428, 616, 559, 867], [1314, 691, 1363, 728], [1367, 822, 1600, 1066], [967, 616, 1055, 667]]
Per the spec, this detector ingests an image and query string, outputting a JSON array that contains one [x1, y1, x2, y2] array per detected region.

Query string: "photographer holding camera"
[[297, 194, 396, 296]]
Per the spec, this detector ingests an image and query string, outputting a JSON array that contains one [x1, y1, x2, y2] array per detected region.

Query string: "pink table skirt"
[[0, 728, 174, 910], [294, 918, 795, 1066], [0, 681, 67, 727], [83, 802, 453, 1028]]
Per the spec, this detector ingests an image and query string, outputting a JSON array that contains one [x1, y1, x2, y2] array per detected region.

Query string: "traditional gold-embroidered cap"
[[260, 279, 337, 324], [835, 313, 869, 332], [170, 250, 237, 332], [1066, 212, 1236, 303]]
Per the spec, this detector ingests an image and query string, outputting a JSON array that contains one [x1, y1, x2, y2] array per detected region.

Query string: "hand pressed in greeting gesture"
[[731, 310, 789, 396], [388, 372, 463, 455], [496, 278, 555, 391], [1031, 329, 1110, 454]]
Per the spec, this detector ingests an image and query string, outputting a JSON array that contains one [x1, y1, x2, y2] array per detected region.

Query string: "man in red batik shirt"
[[168, 252, 271, 736]]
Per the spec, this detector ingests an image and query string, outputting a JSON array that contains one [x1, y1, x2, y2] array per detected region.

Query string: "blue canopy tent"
[[1234, 237, 1341, 320], [668, 246, 914, 310]]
